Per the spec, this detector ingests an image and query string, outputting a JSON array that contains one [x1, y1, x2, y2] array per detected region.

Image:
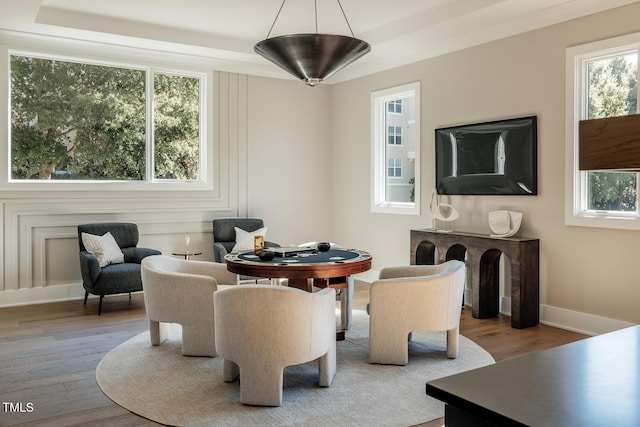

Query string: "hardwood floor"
[[0, 283, 587, 426]]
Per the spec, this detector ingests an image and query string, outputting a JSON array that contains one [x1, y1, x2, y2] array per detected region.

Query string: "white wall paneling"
[[0, 199, 234, 296]]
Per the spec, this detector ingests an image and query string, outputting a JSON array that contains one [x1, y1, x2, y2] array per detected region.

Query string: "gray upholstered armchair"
[[212, 218, 280, 262], [78, 222, 161, 315]]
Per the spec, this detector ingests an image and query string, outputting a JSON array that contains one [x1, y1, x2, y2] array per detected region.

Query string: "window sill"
[[565, 211, 640, 230], [371, 203, 419, 216]]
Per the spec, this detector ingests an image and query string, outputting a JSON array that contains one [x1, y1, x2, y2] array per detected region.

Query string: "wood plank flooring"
[[1, 283, 587, 426]]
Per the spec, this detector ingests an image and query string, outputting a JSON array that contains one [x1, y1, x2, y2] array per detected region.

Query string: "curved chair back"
[[374, 261, 465, 331], [78, 222, 139, 251], [214, 285, 336, 406], [212, 218, 265, 258]]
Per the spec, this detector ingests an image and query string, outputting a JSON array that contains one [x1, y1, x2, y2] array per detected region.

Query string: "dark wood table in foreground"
[[224, 248, 372, 340], [426, 325, 640, 427]]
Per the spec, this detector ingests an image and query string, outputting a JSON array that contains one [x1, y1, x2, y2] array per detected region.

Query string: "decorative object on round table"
[[317, 242, 331, 252], [254, 235, 264, 254], [258, 250, 275, 261], [488, 210, 523, 238]]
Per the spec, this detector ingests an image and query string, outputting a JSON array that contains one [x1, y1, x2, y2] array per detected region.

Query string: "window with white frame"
[[387, 158, 402, 177], [566, 33, 640, 229], [387, 99, 402, 114], [371, 82, 420, 215], [9, 52, 205, 185], [388, 126, 402, 145]]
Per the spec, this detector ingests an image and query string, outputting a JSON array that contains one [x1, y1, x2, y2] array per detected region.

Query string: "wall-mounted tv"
[[435, 116, 537, 196]]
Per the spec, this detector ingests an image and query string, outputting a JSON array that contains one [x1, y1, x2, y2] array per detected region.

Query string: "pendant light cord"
[[266, 0, 355, 39], [266, 0, 287, 39], [337, 0, 355, 37]]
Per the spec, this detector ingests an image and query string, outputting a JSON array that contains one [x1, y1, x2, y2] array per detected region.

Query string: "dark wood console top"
[[426, 325, 640, 427], [412, 229, 539, 242]]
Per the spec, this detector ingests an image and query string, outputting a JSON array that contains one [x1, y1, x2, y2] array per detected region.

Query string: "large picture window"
[[10, 53, 204, 185], [566, 34, 640, 229], [371, 82, 420, 215]]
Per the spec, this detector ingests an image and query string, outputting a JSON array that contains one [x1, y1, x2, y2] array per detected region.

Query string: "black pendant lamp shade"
[[254, 33, 371, 86]]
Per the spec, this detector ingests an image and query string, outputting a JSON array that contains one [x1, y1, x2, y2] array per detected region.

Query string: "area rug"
[[96, 311, 494, 426]]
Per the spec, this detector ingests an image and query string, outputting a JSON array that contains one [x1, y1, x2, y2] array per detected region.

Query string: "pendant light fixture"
[[254, 0, 371, 86]]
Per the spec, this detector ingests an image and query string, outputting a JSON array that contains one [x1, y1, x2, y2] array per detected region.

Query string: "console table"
[[410, 229, 539, 329]]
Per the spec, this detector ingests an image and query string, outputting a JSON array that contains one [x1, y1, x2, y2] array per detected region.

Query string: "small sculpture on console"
[[488, 210, 523, 238], [429, 188, 459, 232]]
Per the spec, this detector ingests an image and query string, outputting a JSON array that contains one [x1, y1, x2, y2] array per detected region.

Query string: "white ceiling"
[[1, 0, 639, 84]]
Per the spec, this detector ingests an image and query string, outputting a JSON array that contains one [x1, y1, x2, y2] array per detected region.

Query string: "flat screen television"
[[435, 116, 537, 195]]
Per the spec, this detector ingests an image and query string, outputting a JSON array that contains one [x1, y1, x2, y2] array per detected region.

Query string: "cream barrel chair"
[[368, 260, 466, 365], [141, 255, 238, 357], [214, 285, 336, 406]]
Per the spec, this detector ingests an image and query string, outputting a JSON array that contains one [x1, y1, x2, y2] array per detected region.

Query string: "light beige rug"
[[96, 310, 494, 427]]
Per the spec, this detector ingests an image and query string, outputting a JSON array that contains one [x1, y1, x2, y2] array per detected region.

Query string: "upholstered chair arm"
[[378, 263, 456, 280], [180, 259, 239, 286], [124, 247, 162, 264], [213, 242, 228, 263], [79, 251, 101, 287]]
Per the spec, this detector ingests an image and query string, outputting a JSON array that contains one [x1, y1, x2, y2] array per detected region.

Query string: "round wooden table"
[[224, 248, 372, 290]]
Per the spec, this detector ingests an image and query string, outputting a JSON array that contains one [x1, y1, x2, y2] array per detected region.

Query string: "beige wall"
[[327, 3, 640, 331], [247, 77, 332, 245]]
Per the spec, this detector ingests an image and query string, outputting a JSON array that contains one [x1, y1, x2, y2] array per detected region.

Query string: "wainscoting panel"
[[0, 199, 239, 305]]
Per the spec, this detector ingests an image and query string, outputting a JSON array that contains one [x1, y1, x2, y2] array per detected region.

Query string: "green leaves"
[[10, 55, 200, 182], [153, 74, 200, 180]]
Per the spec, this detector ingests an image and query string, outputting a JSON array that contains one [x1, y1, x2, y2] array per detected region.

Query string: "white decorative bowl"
[[488, 210, 523, 238]]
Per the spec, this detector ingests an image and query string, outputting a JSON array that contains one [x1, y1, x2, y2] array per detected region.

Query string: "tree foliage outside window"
[[10, 54, 202, 182], [586, 54, 638, 212], [154, 73, 200, 180]]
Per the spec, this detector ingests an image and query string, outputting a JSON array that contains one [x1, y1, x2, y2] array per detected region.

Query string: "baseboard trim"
[[538, 304, 635, 336], [0, 283, 87, 307]]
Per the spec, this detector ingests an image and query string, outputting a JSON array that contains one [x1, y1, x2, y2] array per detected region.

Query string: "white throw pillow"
[[232, 226, 268, 252], [82, 232, 125, 267]]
